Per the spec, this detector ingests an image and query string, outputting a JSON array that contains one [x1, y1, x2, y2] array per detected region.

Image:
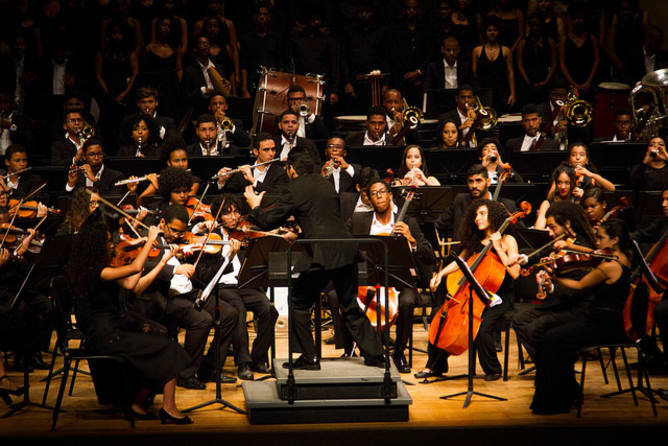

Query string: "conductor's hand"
[[244, 185, 265, 210]]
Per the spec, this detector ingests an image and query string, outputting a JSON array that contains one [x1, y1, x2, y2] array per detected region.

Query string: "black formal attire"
[[386, 23, 433, 105], [273, 135, 321, 166], [322, 162, 361, 195], [183, 60, 228, 117], [4, 171, 48, 204], [301, 116, 329, 141], [531, 263, 632, 414], [345, 211, 434, 361], [247, 173, 383, 362], [185, 140, 240, 157], [116, 142, 159, 158], [288, 29, 342, 98], [629, 163, 668, 191], [505, 134, 560, 153], [435, 192, 518, 239], [120, 112, 177, 142], [50, 137, 80, 166], [512, 234, 596, 361], [437, 107, 497, 146], [65, 165, 125, 196], [220, 162, 288, 195], [339, 192, 360, 224], [239, 29, 285, 95], [74, 268, 190, 395], [423, 58, 473, 92], [217, 119, 251, 149], [344, 131, 390, 147], [0, 112, 35, 157]]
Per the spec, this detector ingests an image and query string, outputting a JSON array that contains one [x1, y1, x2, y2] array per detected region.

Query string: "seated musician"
[[216, 132, 287, 194], [392, 144, 440, 186], [2, 145, 47, 207], [629, 136, 668, 191], [417, 198, 520, 381], [435, 164, 518, 239], [437, 85, 493, 148], [346, 179, 435, 373], [0, 92, 34, 157], [581, 187, 609, 227], [506, 104, 559, 152], [135, 136, 200, 204], [596, 109, 633, 142], [65, 138, 124, 196], [547, 143, 615, 202], [477, 138, 523, 184], [341, 167, 386, 222], [383, 88, 418, 145], [186, 113, 241, 156], [286, 84, 329, 140], [120, 86, 176, 143], [511, 201, 597, 363], [183, 35, 230, 117], [192, 197, 278, 380], [530, 219, 634, 414], [116, 114, 160, 158], [537, 78, 569, 150], [208, 93, 250, 150], [344, 106, 390, 147], [273, 109, 321, 164], [133, 204, 239, 389], [630, 187, 668, 374], [430, 119, 461, 151], [66, 220, 193, 423], [50, 109, 87, 166], [535, 164, 580, 229], [320, 137, 360, 194]]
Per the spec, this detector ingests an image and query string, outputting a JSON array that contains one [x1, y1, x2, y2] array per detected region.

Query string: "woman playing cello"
[[416, 198, 520, 381]]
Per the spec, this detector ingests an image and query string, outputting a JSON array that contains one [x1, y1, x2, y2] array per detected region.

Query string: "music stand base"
[[440, 390, 507, 409], [183, 398, 246, 414]]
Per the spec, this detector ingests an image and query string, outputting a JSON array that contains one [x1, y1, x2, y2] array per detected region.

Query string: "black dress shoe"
[[126, 409, 158, 421], [282, 355, 320, 370], [250, 361, 272, 374], [414, 370, 441, 379], [177, 376, 206, 390], [159, 408, 193, 425], [197, 368, 237, 383], [392, 354, 411, 373], [483, 373, 502, 382], [238, 363, 254, 381]]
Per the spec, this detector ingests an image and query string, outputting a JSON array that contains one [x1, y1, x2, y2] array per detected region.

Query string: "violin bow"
[[187, 181, 211, 226], [192, 196, 227, 270], [7, 182, 47, 214], [0, 197, 25, 249], [85, 189, 151, 231]]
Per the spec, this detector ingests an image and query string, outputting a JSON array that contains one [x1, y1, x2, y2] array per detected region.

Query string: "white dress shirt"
[[65, 164, 105, 191], [330, 164, 356, 193], [444, 59, 458, 89], [457, 108, 475, 148], [363, 131, 386, 146], [198, 59, 216, 94], [280, 134, 295, 160], [520, 133, 542, 152], [369, 212, 395, 235]]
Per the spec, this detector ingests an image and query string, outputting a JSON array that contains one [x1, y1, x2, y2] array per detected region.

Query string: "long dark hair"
[[600, 218, 632, 255], [546, 200, 596, 247], [457, 198, 507, 255], [66, 219, 111, 297], [397, 145, 431, 178], [64, 187, 96, 234], [435, 119, 461, 149]]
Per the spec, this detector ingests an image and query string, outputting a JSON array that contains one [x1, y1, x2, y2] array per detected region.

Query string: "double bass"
[[428, 202, 531, 355]]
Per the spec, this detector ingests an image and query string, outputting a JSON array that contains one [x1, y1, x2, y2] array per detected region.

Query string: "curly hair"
[[397, 145, 431, 178], [457, 198, 507, 255], [159, 135, 187, 164], [120, 114, 160, 147], [64, 187, 96, 234], [66, 219, 110, 297], [546, 200, 596, 246], [158, 166, 194, 202]]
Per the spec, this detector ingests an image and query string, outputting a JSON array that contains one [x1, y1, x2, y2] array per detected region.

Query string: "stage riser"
[[248, 404, 409, 425], [278, 382, 398, 400]]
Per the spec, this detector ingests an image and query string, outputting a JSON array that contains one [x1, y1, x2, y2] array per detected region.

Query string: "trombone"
[[461, 96, 497, 146], [390, 99, 424, 145]]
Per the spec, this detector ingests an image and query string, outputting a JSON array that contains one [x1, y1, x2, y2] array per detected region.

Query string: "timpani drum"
[[252, 67, 325, 136], [593, 82, 631, 137]]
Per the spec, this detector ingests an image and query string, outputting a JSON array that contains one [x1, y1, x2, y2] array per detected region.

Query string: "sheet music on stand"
[[356, 235, 418, 289], [237, 236, 305, 289]]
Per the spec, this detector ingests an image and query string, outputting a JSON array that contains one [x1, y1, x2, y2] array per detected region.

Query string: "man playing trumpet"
[[286, 84, 329, 140], [208, 94, 250, 150]]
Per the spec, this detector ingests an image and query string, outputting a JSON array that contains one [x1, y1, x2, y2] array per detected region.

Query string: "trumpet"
[[218, 116, 234, 131], [79, 123, 95, 140], [211, 159, 279, 180], [298, 103, 310, 118]]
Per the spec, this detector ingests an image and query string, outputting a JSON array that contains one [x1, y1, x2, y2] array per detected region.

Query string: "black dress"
[[530, 262, 631, 415], [76, 268, 190, 392], [476, 45, 509, 113], [564, 34, 594, 85]]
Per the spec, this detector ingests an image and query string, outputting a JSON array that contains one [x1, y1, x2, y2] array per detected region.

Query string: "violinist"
[[3, 145, 48, 204], [511, 201, 597, 363], [215, 132, 287, 194], [66, 220, 193, 423], [65, 138, 124, 196], [581, 187, 608, 227], [346, 180, 435, 373], [534, 164, 579, 230], [134, 204, 239, 389], [530, 219, 633, 415], [244, 149, 384, 370], [477, 137, 523, 185], [417, 199, 520, 381], [193, 197, 278, 380], [435, 164, 518, 239], [136, 136, 200, 204]]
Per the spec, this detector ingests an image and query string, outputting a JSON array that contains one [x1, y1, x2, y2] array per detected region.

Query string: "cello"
[[428, 202, 531, 355]]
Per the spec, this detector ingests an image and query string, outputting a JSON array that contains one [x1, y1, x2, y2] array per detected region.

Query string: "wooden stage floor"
[[2, 323, 668, 445]]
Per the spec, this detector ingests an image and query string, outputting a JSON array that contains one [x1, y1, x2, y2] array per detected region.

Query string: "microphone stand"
[[439, 253, 507, 408]]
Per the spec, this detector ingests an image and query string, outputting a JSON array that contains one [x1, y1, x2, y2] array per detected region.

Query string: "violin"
[[429, 201, 531, 355], [177, 232, 229, 256], [594, 197, 630, 228], [0, 223, 27, 247], [110, 233, 167, 267], [8, 199, 61, 218], [185, 197, 214, 222]]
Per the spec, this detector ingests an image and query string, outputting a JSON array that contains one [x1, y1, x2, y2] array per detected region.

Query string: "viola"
[[8, 199, 61, 218], [428, 202, 531, 355]]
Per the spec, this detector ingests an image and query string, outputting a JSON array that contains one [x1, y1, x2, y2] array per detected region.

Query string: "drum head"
[[598, 82, 631, 91]]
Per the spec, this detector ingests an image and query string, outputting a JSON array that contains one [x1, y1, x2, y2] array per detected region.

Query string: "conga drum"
[[593, 82, 630, 137], [252, 67, 325, 136]]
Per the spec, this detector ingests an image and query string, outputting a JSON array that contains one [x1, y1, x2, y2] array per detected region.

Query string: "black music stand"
[[439, 253, 507, 408], [391, 186, 457, 223], [357, 235, 417, 292]]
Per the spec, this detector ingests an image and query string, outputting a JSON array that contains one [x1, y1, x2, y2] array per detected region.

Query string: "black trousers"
[[292, 263, 382, 360], [217, 287, 278, 366], [328, 286, 416, 358]]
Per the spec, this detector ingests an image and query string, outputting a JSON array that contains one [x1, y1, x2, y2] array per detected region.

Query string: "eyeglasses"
[[167, 226, 186, 236], [327, 144, 344, 149], [369, 190, 388, 198], [67, 118, 83, 123], [86, 151, 103, 158]]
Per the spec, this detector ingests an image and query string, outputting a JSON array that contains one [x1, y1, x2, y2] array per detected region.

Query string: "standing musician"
[[3, 145, 48, 205], [530, 219, 634, 414], [273, 110, 321, 165], [286, 85, 329, 140], [186, 114, 240, 157], [215, 132, 287, 194], [344, 106, 390, 147], [346, 180, 435, 373], [243, 149, 384, 370], [208, 94, 251, 150], [320, 137, 360, 194], [192, 197, 278, 380], [417, 198, 520, 381], [511, 201, 597, 363], [65, 138, 124, 196]]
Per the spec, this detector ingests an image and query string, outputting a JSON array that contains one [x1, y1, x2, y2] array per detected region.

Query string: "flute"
[[211, 159, 279, 180], [2, 167, 31, 180], [114, 168, 191, 186]]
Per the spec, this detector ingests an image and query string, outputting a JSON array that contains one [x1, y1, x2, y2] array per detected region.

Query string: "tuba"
[[630, 68, 668, 141]]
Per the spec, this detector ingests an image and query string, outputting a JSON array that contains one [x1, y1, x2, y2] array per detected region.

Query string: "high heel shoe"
[[0, 375, 26, 397], [159, 408, 193, 425]]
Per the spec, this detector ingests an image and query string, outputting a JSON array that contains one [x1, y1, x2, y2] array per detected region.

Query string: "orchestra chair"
[[49, 276, 135, 430]]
